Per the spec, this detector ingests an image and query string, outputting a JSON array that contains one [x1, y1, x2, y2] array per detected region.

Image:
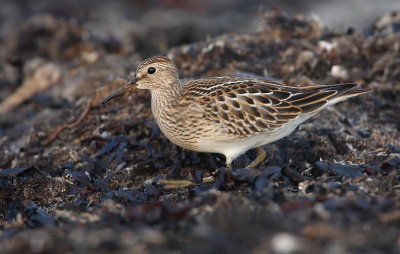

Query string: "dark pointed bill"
[[101, 75, 137, 104]]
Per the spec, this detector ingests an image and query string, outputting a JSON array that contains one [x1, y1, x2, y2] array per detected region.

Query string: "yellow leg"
[[245, 147, 266, 169], [227, 162, 232, 171], [157, 176, 214, 189]]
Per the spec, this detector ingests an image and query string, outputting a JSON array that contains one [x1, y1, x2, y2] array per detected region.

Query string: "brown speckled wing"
[[181, 78, 360, 137]]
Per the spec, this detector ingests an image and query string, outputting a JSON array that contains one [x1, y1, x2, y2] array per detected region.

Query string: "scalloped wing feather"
[[180, 78, 364, 137]]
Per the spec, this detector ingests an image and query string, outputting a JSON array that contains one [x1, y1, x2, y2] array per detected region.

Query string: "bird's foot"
[[244, 147, 266, 170]]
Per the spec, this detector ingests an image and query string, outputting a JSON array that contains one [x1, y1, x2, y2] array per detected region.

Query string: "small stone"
[[331, 65, 349, 80], [271, 233, 302, 254]]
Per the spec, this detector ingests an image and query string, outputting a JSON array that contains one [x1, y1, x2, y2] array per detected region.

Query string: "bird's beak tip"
[[101, 75, 137, 104]]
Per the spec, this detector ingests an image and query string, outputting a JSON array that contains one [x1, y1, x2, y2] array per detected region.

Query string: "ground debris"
[[0, 62, 61, 114], [0, 6, 399, 254], [315, 161, 364, 178]]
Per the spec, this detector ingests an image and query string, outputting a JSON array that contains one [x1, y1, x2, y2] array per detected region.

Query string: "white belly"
[[195, 114, 314, 164]]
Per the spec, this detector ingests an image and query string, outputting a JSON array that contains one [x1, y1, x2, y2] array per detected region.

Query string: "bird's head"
[[101, 56, 180, 104]]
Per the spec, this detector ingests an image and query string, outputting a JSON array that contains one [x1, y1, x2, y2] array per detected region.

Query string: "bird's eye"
[[147, 67, 156, 74]]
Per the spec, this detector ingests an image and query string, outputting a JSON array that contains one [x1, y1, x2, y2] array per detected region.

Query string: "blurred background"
[[0, 0, 398, 56]]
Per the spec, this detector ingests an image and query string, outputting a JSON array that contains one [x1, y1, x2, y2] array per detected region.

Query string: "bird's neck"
[[150, 81, 182, 123], [151, 79, 182, 101]]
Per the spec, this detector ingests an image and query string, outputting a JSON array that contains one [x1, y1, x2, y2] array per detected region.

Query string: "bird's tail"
[[319, 83, 369, 105], [287, 83, 368, 114]]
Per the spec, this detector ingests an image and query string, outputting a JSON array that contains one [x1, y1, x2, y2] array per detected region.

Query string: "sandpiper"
[[102, 56, 366, 187]]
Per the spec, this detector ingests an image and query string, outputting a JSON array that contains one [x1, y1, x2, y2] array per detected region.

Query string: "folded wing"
[[181, 78, 364, 137]]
